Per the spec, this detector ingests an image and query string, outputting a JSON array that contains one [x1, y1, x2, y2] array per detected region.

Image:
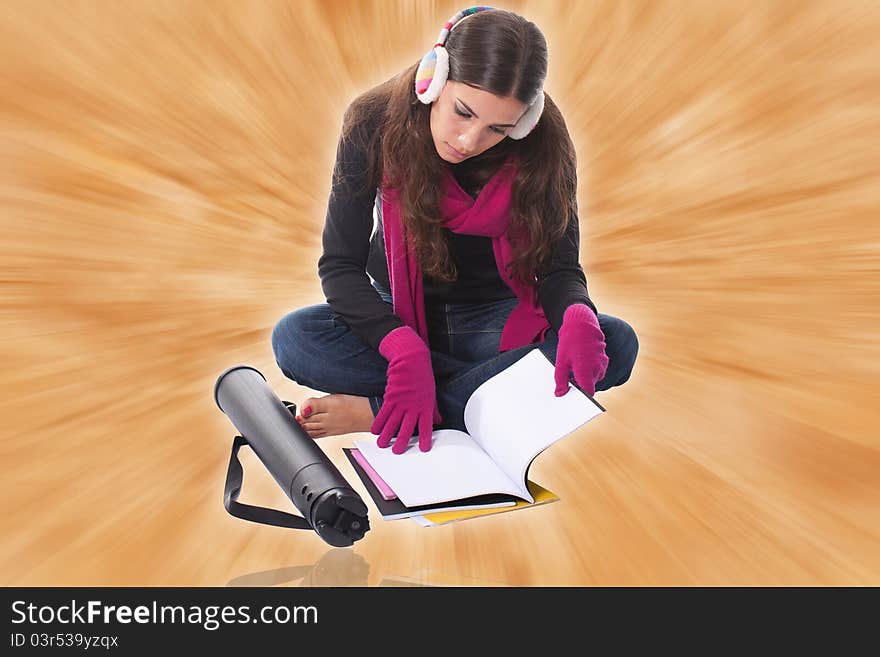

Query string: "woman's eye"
[[456, 108, 506, 135]]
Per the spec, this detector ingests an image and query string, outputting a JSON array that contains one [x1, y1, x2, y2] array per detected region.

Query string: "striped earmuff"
[[414, 6, 545, 140]]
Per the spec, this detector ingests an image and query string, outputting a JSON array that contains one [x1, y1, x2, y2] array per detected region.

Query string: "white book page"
[[354, 429, 523, 508], [463, 349, 604, 495]]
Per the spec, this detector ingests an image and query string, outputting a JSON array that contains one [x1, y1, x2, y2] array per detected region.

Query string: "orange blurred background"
[[1, 0, 878, 586]]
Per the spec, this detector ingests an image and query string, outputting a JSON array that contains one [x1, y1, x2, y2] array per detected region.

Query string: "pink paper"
[[352, 448, 397, 500]]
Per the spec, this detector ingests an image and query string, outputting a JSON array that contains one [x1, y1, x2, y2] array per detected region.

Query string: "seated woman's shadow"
[[226, 548, 371, 587]]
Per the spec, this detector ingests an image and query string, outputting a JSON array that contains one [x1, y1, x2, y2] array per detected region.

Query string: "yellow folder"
[[418, 480, 559, 525]]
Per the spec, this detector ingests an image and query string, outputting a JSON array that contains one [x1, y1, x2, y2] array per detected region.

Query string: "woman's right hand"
[[371, 326, 441, 454]]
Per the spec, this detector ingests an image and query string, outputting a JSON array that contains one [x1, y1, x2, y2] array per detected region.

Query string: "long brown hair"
[[340, 9, 577, 285]]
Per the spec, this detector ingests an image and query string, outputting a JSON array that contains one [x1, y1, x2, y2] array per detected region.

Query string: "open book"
[[353, 348, 605, 509]]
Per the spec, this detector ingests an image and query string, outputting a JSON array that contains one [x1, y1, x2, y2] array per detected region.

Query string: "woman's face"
[[429, 80, 527, 163]]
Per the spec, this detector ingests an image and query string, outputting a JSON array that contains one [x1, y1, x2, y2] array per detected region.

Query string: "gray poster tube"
[[214, 365, 369, 547]]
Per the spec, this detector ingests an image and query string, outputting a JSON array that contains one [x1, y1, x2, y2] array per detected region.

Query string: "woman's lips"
[[446, 142, 468, 159]]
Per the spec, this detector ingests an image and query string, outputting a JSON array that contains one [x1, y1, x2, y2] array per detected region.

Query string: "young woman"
[[272, 7, 638, 455]]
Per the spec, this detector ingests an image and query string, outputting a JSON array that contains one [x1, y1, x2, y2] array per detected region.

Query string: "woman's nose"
[[457, 126, 481, 153]]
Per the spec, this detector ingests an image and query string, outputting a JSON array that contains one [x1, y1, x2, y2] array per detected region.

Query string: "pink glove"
[[554, 304, 609, 398], [371, 326, 442, 454]]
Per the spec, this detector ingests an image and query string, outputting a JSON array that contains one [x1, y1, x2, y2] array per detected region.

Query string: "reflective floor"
[[2, 1, 878, 586]]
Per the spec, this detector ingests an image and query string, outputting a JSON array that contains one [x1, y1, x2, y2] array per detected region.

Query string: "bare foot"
[[294, 394, 375, 439]]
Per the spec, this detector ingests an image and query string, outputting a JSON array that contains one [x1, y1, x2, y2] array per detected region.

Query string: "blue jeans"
[[271, 282, 639, 433]]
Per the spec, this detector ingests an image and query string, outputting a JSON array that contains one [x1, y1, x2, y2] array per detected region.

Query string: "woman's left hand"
[[554, 304, 609, 398]]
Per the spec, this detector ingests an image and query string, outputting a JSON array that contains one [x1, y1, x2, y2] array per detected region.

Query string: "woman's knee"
[[601, 316, 639, 385], [270, 306, 328, 379]]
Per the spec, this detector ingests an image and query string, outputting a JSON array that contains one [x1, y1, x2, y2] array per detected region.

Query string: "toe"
[[300, 398, 316, 418], [301, 396, 327, 418], [302, 424, 325, 439], [300, 427, 319, 439]]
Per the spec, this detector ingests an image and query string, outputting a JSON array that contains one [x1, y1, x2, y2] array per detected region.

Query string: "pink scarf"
[[381, 153, 550, 353]]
